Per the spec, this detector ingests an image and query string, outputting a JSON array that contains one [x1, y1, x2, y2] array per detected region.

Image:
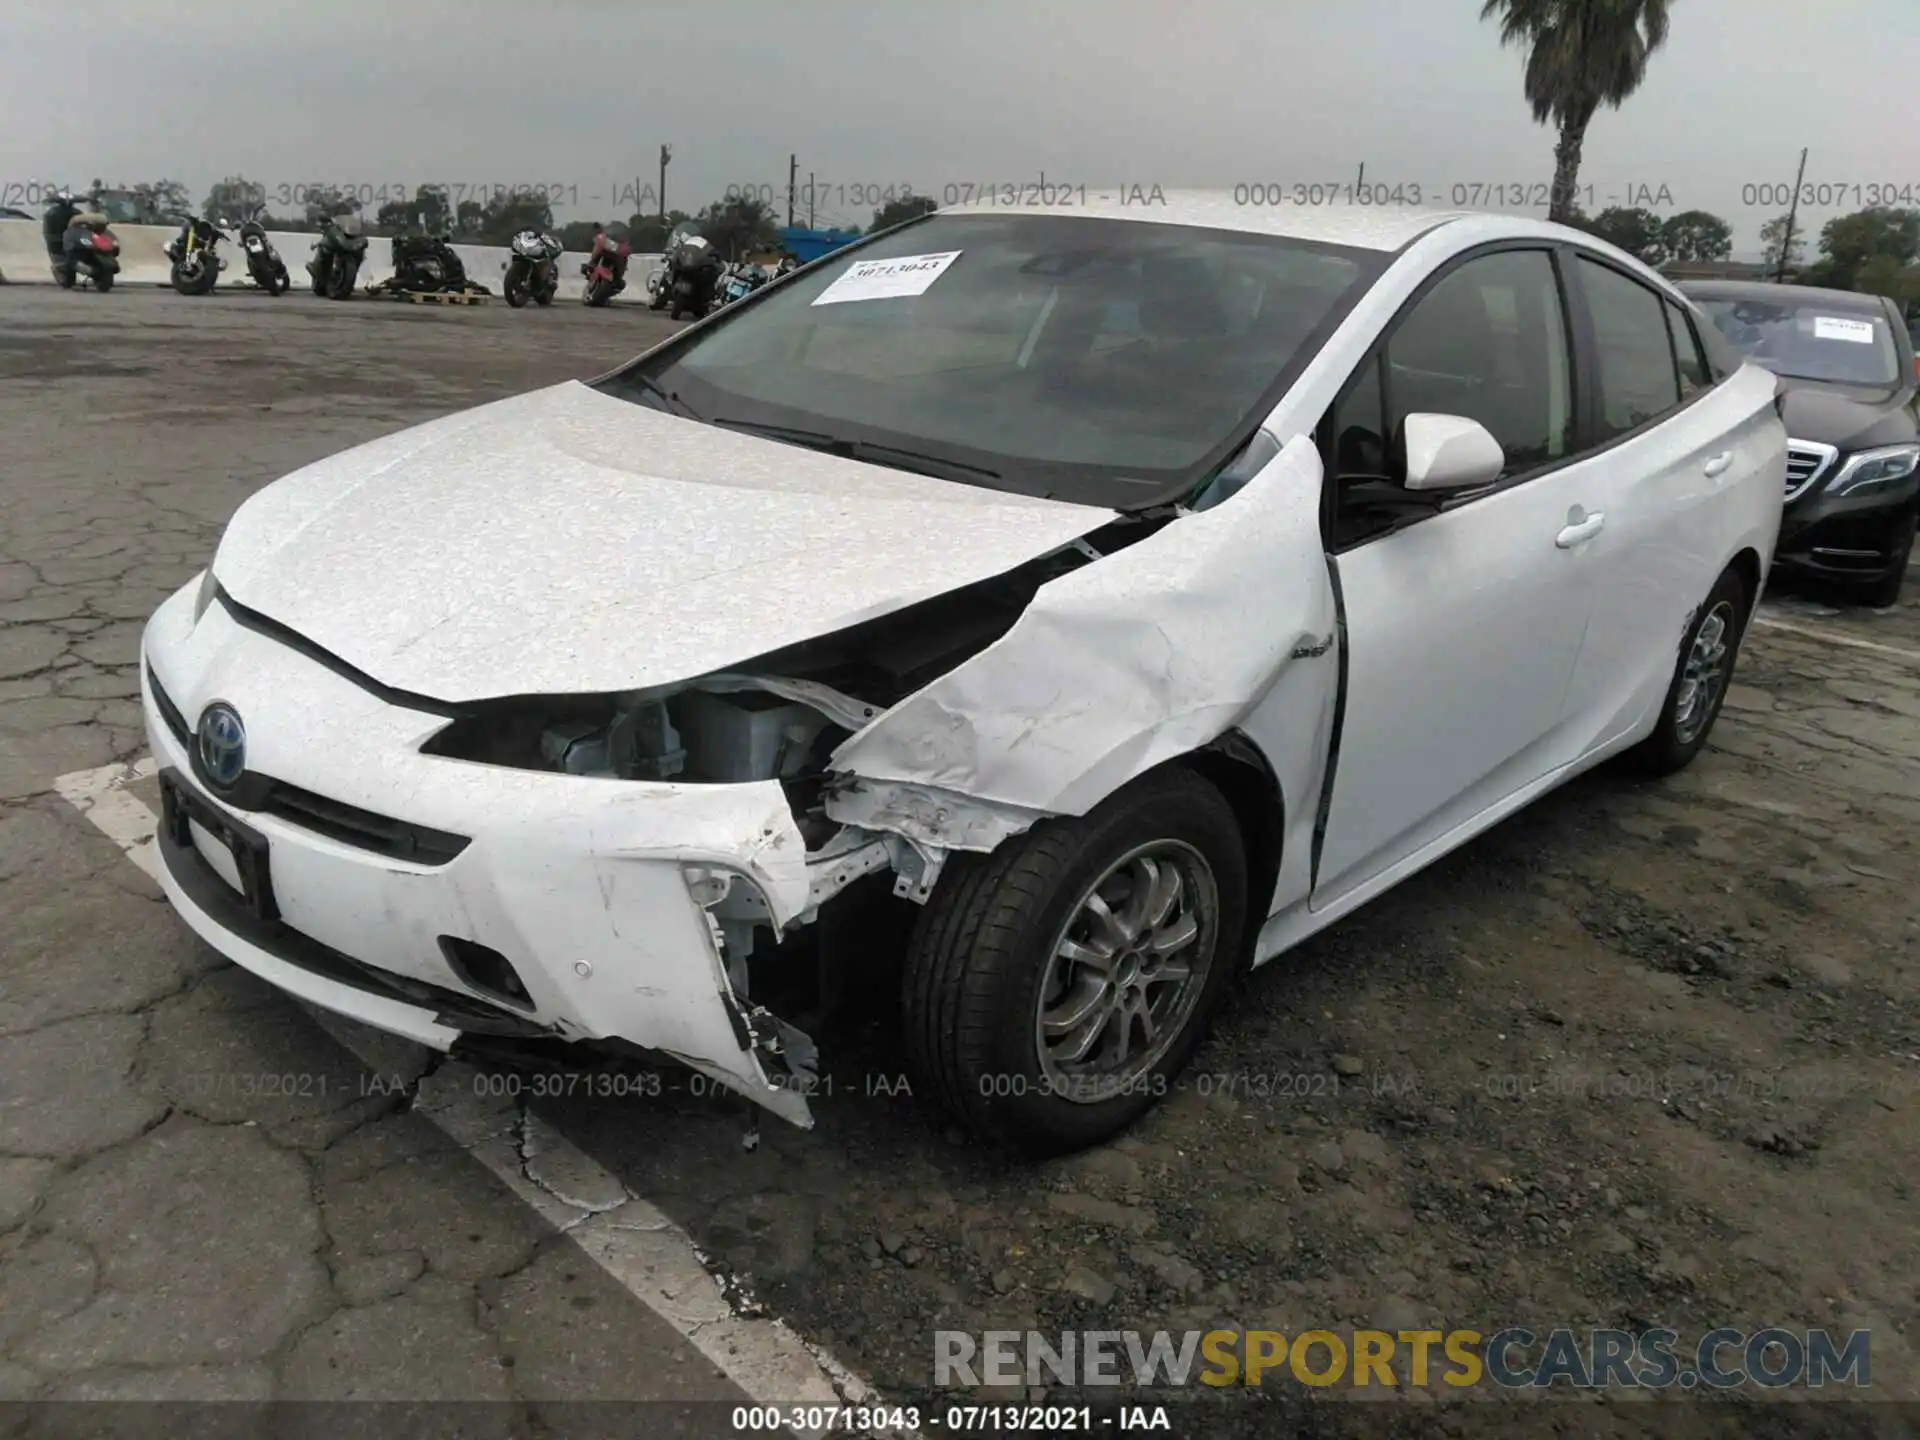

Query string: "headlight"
[[192, 567, 218, 623], [1827, 443, 1920, 497]]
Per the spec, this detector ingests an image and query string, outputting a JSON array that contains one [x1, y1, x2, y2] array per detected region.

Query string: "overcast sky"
[[6, 0, 1915, 253]]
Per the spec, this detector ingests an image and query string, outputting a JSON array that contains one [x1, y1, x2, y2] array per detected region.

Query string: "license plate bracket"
[[159, 768, 279, 922]]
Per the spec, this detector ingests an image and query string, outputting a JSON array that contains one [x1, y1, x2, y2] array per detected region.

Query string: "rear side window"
[[1579, 257, 1682, 441], [1665, 300, 1709, 398]]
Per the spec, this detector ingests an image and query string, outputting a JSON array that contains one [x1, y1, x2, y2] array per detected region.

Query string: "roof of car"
[[939, 189, 1477, 251], [1678, 278, 1889, 311]]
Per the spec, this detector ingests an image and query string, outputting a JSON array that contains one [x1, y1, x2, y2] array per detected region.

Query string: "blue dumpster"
[[778, 227, 861, 264]]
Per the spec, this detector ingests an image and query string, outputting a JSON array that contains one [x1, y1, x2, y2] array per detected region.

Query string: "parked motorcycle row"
[[35, 187, 801, 318], [644, 225, 798, 319]]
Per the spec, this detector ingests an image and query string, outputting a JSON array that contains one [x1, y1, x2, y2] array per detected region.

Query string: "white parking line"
[[1751, 615, 1920, 665], [53, 760, 917, 1440]]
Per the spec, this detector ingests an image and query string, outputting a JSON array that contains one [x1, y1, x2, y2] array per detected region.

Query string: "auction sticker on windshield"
[[812, 250, 962, 305], [1813, 316, 1877, 344]]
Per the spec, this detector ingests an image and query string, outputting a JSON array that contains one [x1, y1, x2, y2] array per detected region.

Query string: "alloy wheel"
[[1034, 840, 1218, 1104]]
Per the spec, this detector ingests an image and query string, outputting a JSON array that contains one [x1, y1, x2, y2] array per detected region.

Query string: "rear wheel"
[[92, 266, 113, 293], [902, 768, 1247, 1155], [1855, 509, 1915, 609], [1623, 566, 1749, 776]]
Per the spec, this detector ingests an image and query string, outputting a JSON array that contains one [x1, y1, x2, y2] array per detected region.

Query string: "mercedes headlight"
[[1827, 443, 1920, 498], [192, 567, 219, 623]]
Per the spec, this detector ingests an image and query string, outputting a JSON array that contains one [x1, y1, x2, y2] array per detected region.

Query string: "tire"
[[327, 260, 356, 300], [504, 260, 529, 308], [1854, 509, 1915, 609], [171, 261, 216, 296], [309, 263, 327, 297], [902, 767, 1248, 1155], [92, 266, 113, 293], [54, 264, 75, 290], [1622, 565, 1750, 777]]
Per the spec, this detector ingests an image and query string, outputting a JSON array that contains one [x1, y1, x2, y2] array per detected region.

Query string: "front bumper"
[[140, 577, 872, 1126], [1775, 473, 1919, 585]]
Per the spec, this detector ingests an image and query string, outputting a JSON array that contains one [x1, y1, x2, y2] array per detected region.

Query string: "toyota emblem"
[[196, 702, 247, 789]]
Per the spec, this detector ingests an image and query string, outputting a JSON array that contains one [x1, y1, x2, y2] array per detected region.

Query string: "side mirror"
[[1399, 413, 1505, 491]]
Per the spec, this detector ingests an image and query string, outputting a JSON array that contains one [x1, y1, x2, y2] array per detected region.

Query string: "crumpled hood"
[[213, 381, 1114, 701]]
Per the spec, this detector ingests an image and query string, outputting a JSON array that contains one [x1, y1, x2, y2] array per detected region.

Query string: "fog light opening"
[[438, 936, 535, 1012]]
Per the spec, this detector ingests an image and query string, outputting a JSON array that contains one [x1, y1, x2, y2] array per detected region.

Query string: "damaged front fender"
[[825, 434, 1333, 845]]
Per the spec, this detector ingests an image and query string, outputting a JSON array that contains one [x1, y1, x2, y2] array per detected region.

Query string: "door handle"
[[1556, 512, 1605, 548], [1703, 451, 1734, 478]]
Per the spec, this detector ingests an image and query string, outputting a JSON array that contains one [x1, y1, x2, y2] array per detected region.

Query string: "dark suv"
[[1683, 281, 1918, 607]]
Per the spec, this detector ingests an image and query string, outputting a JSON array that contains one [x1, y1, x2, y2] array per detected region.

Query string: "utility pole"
[[1776, 147, 1808, 283], [788, 154, 797, 227], [658, 144, 671, 224], [808, 172, 815, 229]]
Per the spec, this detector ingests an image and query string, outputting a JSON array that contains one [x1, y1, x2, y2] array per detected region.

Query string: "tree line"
[[182, 177, 943, 257], [1568, 203, 1920, 307]]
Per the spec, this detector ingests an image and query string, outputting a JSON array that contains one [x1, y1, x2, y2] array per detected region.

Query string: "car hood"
[[1778, 379, 1917, 452], [212, 380, 1116, 701]]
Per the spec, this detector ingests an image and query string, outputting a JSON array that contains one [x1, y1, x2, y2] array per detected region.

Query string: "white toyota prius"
[[142, 194, 1786, 1154]]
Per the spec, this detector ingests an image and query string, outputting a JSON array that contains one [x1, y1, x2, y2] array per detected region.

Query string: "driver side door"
[[1311, 244, 1607, 909]]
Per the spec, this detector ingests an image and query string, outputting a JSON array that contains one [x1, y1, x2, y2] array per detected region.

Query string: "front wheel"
[[327, 258, 357, 300], [902, 768, 1247, 1155], [503, 259, 530, 308], [171, 261, 216, 296], [1623, 566, 1750, 776], [91, 265, 114, 293]]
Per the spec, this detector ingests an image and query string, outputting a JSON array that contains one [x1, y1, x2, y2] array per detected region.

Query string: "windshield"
[[1695, 296, 1901, 387], [598, 213, 1381, 507]]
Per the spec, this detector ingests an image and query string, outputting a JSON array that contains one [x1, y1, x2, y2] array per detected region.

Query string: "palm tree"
[[1480, 0, 1674, 224]]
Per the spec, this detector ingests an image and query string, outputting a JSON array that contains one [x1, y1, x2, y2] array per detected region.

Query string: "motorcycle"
[[163, 213, 228, 296], [581, 222, 631, 307], [389, 231, 468, 292], [235, 206, 289, 294], [650, 226, 723, 320], [709, 260, 772, 314], [307, 212, 368, 300], [44, 191, 120, 291], [503, 228, 562, 308]]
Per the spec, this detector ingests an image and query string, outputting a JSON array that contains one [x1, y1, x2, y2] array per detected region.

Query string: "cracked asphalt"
[[3, 285, 1919, 1438], [1, 289, 759, 1432]]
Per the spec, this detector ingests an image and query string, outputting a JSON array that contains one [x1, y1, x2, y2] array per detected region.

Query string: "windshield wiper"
[[628, 373, 702, 420], [710, 418, 838, 449], [845, 441, 1004, 485], [711, 418, 1007, 486]]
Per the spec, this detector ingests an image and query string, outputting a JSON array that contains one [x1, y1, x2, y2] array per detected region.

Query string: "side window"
[[1579, 257, 1683, 440], [1666, 300, 1709, 398], [1322, 250, 1572, 549], [1383, 250, 1574, 472]]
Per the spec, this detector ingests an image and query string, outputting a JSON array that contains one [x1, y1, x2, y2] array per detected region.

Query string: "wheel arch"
[[1727, 546, 1763, 615], [1170, 731, 1283, 963]]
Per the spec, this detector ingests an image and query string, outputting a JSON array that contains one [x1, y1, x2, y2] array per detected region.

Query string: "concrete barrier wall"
[[0, 220, 664, 302]]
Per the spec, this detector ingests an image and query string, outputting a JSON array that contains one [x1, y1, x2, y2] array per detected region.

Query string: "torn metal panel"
[[823, 777, 1048, 855], [826, 436, 1335, 823]]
